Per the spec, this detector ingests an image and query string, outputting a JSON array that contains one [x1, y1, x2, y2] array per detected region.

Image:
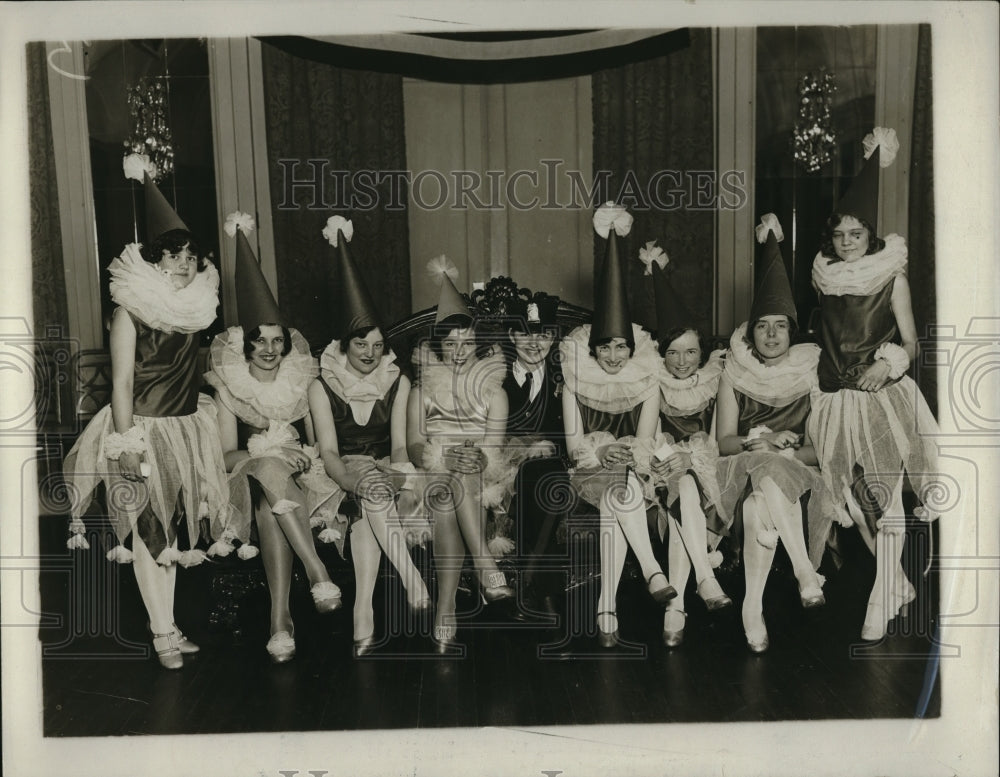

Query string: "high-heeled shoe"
[[483, 572, 515, 603], [696, 577, 732, 611], [266, 630, 296, 663], [596, 610, 619, 648], [798, 576, 826, 609], [744, 618, 770, 654], [148, 622, 200, 654], [432, 619, 458, 654], [646, 571, 678, 607], [894, 579, 917, 619], [311, 581, 343, 613], [353, 633, 376, 658], [151, 631, 184, 670], [662, 610, 687, 648], [860, 602, 888, 641]]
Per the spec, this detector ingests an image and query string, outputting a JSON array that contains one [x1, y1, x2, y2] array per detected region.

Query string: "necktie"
[[523, 370, 533, 399]]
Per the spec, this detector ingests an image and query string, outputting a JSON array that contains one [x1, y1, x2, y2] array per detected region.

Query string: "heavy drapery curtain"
[[29, 43, 70, 341], [259, 42, 411, 350], [591, 29, 715, 336], [28, 42, 72, 432], [908, 23, 936, 415]]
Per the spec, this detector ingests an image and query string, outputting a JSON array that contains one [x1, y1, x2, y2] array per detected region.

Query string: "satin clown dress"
[[656, 349, 730, 543], [807, 237, 940, 533], [204, 326, 345, 554], [411, 343, 523, 551], [716, 325, 840, 568], [558, 324, 665, 509], [318, 341, 431, 549], [63, 245, 232, 564]]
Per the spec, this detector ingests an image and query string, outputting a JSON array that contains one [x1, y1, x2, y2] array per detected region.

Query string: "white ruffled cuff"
[[247, 422, 299, 458], [571, 431, 616, 470], [874, 342, 910, 379], [104, 426, 147, 459]]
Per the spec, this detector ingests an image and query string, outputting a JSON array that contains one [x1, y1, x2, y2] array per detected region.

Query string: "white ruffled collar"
[[320, 342, 400, 426], [109, 243, 219, 333], [812, 233, 907, 296], [559, 323, 660, 413], [724, 323, 819, 407], [204, 326, 317, 428], [658, 349, 725, 416], [414, 342, 505, 416]]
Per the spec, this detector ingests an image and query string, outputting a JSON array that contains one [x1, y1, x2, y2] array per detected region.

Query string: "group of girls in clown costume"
[[63, 125, 939, 669]]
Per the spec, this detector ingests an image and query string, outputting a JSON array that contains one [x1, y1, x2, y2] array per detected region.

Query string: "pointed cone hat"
[[749, 214, 797, 326], [144, 172, 189, 241], [426, 256, 470, 323], [590, 205, 632, 346], [650, 259, 697, 336], [230, 215, 282, 331], [333, 228, 381, 338], [835, 127, 899, 234]]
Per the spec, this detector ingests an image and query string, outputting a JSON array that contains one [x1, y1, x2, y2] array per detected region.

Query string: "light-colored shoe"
[[662, 610, 687, 648], [311, 581, 343, 613], [151, 632, 184, 670], [743, 612, 769, 653], [266, 630, 296, 663], [860, 602, 888, 641]]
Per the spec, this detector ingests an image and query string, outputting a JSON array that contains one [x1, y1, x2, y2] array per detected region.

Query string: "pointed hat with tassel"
[[749, 213, 797, 326]]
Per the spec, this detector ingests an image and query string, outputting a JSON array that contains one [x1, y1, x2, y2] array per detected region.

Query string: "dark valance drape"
[[908, 23, 936, 415], [591, 28, 715, 337], [259, 41, 411, 350]]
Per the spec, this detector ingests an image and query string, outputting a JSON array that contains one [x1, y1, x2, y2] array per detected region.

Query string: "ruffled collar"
[[658, 349, 725, 416], [204, 326, 317, 428], [724, 323, 819, 407], [414, 342, 506, 416], [812, 234, 908, 296], [559, 323, 660, 413], [109, 243, 219, 333], [320, 341, 400, 426]]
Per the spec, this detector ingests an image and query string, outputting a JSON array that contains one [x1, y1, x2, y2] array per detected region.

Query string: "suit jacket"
[[502, 357, 565, 453]]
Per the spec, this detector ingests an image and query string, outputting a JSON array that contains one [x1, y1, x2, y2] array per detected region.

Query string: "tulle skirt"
[[716, 451, 839, 568], [808, 376, 941, 526], [656, 431, 729, 542], [63, 396, 232, 554], [225, 448, 348, 553]]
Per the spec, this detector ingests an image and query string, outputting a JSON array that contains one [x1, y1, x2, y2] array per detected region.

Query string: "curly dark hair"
[[588, 334, 636, 361], [428, 313, 479, 359], [819, 214, 886, 260], [244, 324, 293, 360], [338, 325, 381, 353], [657, 325, 710, 368], [143, 229, 209, 271]]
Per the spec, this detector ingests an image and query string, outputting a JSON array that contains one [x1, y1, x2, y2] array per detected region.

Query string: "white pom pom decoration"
[[755, 214, 784, 245], [862, 127, 899, 168], [322, 216, 353, 247], [224, 211, 256, 238]]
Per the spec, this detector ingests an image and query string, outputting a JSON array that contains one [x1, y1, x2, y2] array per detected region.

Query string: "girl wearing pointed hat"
[[406, 256, 517, 652], [640, 241, 732, 648], [63, 155, 232, 670], [309, 217, 432, 657], [807, 128, 940, 641], [206, 212, 344, 663], [559, 203, 679, 648], [715, 214, 844, 653]]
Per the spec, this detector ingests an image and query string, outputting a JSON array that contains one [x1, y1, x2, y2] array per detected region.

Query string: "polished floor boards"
[[39, 523, 940, 736]]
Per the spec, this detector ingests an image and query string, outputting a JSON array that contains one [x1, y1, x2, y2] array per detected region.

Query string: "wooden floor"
[[38, 517, 941, 736]]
